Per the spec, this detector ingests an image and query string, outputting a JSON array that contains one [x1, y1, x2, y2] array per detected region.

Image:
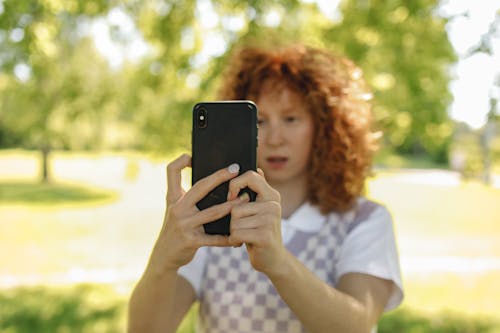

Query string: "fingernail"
[[239, 192, 250, 201], [228, 163, 240, 174]]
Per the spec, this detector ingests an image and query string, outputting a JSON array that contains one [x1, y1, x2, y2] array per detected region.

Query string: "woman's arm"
[[226, 170, 394, 333], [128, 265, 195, 333], [128, 154, 246, 332], [267, 252, 393, 333]]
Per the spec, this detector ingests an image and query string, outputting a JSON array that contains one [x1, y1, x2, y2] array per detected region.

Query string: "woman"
[[128, 44, 403, 333]]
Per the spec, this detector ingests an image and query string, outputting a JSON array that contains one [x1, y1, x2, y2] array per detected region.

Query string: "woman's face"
[[256, 80, 314, 187]]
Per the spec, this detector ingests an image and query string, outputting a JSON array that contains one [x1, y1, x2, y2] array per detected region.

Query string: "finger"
[[230, 215, 263, 230], [230, 201, 275, 221], [183, 163, 241, 206], [228, 228, 263, 247], [198, 234, 231, 247], [227, 170, 279, 202], [185, 195, 248, 229], [231, 202, 280, 231], [166, 154, 191, 205], [257, 168, 265, 177]]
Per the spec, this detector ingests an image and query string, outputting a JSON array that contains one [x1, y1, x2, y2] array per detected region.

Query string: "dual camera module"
[[197, 107, 208, 128]]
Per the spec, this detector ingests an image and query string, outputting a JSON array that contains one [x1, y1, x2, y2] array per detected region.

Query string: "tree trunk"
[[41, 145, 51, 183], [481, 97, 497, 186]]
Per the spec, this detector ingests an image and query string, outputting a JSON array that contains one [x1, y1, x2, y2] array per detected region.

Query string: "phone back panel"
[[192, 101, 257, 235]]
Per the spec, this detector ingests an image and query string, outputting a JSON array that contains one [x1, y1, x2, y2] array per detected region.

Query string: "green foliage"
[[374, 147, 447, 169], [0, 0, 118, 152], [121, 0, 457, 160], [0, 0, 457, 161], [325, 0, 456, 163], [0, 38, 119, 150], [0, 284, 126, 333], [0, 181, 117, 205], [449, 121, 500, 180]]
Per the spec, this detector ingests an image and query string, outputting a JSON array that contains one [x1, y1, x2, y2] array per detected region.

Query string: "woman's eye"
[[285, 116, 297, 123], [257, 119, 265, 125]]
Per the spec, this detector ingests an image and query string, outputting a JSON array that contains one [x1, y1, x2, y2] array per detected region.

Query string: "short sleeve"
[[177, 246, 208, 299], [335, 205, 404, 311]]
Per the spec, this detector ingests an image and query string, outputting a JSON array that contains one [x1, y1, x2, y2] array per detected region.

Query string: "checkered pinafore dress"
[[197, 201, 377, 333]]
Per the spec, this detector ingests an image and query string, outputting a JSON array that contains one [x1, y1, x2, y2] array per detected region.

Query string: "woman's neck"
[[269, 176, 308, 219]]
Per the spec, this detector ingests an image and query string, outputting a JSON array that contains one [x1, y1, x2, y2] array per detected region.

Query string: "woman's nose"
[[263, 122, 285, 146]]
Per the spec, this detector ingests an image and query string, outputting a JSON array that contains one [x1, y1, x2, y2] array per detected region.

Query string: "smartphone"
[[192, 101, 258, 235]]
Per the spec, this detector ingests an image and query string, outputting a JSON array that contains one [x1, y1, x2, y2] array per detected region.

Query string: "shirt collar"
[[282, 202, 330, 232]]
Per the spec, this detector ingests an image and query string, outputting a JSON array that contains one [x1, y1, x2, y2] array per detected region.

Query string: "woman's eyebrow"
[[257, 105, 298, 115], [281, 107, 299, 114]]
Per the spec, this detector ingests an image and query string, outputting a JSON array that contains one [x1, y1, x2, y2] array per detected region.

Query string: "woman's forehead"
[[255, 79, 308, 110]]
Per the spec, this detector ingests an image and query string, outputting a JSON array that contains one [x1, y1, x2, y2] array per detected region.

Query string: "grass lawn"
[[1, 149, 499, 332], [1, 286, 499, 333], [0, 284, 127, 333], [0, 181, 117, 206], [368, 173, 500, 237]]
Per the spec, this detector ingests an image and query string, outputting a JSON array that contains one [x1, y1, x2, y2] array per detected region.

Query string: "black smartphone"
[[192, 101, 258, 235]]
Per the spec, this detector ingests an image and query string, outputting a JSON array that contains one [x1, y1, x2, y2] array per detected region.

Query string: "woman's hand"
[[149, 154, 247, 274], [226, 169, 285, 276]]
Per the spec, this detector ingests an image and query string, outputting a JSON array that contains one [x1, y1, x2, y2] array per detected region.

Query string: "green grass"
[[378, 308, 500, 333], [1, 285, 499, 333], [0, 284, 126, 333], [1, 149, 500, 331], [402, 273, 500, 317], [0, 181, 118, 206], [367, 173, 500, 238], [176, 304, 500, 333]]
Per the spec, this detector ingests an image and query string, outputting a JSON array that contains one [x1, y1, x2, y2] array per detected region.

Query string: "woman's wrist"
[[265, 248, 295, 282], [146, 242, 182, 278], [144, 257, 179, 281]]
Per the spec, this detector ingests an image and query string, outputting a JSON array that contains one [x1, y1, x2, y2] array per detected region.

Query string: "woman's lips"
[[266, 156, 288, 169]]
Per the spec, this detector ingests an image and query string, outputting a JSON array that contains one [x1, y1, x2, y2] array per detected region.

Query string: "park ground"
[[1, 149, 500, 332]]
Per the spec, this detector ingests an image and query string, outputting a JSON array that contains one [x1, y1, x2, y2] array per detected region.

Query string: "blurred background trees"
[[0, 0, 115, 181], [2, 2, 500, 332], [0, 0, 498, 182]]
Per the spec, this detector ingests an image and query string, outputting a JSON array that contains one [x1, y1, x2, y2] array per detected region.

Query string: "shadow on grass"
[[0, 284, 126, 333], [379, 307, 500, 333], [0, 181, 117, 205], [1, 284, 499, 333]]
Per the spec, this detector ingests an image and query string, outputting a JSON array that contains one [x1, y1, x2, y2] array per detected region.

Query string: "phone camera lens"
[[198, 107, 208, 128]]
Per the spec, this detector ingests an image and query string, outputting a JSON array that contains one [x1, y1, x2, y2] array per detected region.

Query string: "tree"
[[323, 0, 456, 162], [122, 0, 456, 162], [0, 0, 115, 182], [1, 0, 458, 168], [465, 10, 500, 183], [113, 1, 306, 151]]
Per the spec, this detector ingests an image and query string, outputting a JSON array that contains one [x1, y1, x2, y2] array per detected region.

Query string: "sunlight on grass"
[[402, 272, 500, 318], [367, 174, 500, 237]]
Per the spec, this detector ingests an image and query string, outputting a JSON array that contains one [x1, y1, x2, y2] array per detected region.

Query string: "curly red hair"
[[218, 44, 378, 213]]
